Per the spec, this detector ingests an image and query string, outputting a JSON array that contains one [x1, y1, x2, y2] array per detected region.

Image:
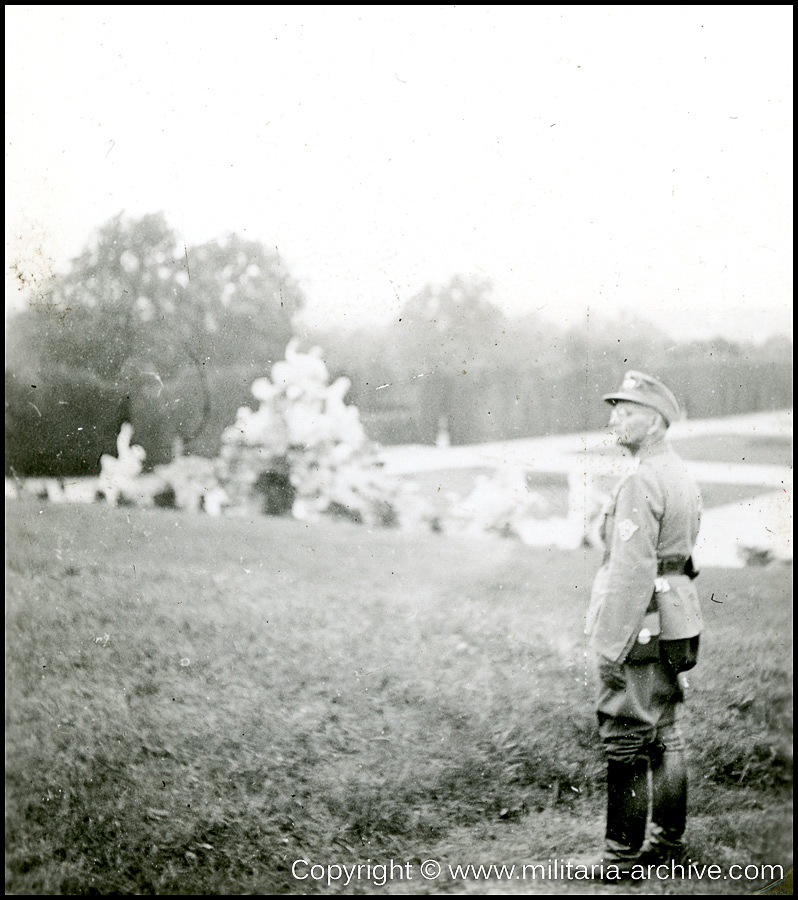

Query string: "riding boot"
[[604, 757, 649, 863], [641, 748, 687, 863]]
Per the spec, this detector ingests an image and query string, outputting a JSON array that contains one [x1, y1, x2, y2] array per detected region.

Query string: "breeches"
[[596, 659, 684, 764]]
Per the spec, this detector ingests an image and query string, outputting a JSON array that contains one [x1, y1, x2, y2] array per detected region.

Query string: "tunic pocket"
[[658, 580, 703, 640]]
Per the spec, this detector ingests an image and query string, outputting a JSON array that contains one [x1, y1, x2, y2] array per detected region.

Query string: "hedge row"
[[5, 359, 792, 476]]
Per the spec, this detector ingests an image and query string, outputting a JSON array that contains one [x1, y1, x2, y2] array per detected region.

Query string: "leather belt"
[[657, 556, 699, 579]]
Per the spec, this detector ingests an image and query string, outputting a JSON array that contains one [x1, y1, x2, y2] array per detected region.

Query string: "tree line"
[[5, 213, 792, 476]]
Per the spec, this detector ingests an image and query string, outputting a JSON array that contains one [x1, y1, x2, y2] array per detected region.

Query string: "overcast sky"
[[5, 5, 793, 343]]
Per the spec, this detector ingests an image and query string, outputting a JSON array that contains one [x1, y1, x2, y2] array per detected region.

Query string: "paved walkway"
[[377, 410, 792, 488], [378, 409, 793, 567]]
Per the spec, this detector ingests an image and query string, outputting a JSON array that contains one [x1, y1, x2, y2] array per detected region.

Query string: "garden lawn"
[[5, 499, 792, 894]]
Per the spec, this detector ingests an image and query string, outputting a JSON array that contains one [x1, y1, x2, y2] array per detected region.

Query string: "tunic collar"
[[635, 436, 672, 461]]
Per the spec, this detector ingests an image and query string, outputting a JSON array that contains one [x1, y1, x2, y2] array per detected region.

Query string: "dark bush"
[[5, 368, 123, 477]]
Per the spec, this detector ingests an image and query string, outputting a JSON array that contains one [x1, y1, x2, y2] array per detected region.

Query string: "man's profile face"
[[608, 400, 657, 450]]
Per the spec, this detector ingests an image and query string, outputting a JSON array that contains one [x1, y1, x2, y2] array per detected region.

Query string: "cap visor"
[[602, 392, 648, 405]]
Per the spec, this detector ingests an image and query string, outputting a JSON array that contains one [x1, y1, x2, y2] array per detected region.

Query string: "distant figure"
[[582, 371, 703, 878], [435, 416, 450, 449]]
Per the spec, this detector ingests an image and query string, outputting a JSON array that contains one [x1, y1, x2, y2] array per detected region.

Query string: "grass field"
[[5, 497, 792, 895]]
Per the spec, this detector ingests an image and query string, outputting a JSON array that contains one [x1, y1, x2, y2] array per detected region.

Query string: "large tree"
[[6, 213, 305, 471], [392, 273, 507, 378], [10, 213, 302, 380], [185, 233, 301, 372]]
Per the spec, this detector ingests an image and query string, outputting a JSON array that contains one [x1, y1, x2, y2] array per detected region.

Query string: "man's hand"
[[599, 655, 625, 691]]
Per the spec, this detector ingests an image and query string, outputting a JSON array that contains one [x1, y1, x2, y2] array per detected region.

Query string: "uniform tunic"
[[586, 438, 703, 752]]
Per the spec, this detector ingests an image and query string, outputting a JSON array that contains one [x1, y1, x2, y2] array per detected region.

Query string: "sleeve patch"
[[618, 519, 639, 542]]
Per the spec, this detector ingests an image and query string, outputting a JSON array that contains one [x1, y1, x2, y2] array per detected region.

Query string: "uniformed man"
[[585, 370, 703, 873]]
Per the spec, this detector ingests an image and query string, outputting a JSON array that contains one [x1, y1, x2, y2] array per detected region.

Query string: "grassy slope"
[[5, 500, 792, 894]]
